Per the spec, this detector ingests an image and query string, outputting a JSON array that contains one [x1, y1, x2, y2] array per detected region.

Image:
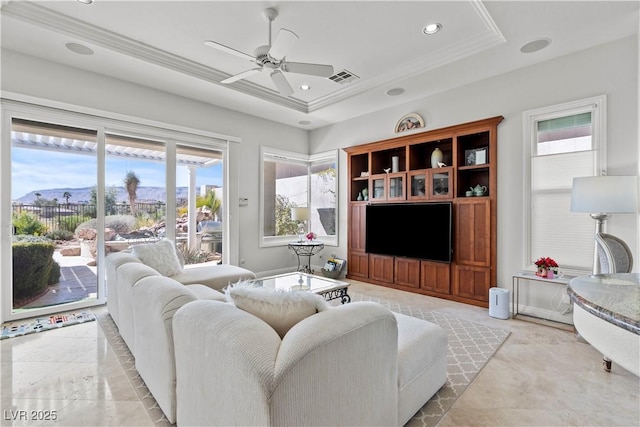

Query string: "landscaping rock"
[[60, 246, 81, 256]]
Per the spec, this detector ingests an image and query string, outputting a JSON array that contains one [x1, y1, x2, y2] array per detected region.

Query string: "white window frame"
[[1, 94, 237, 322], [259, 146, 339, 248], [523, 95, 606, 274]]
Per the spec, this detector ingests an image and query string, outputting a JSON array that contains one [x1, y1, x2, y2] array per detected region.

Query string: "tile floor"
[[1, 280, 639, 426]]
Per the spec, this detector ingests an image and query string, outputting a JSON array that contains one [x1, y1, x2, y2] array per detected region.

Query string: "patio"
[[20, 250, 98, 309]]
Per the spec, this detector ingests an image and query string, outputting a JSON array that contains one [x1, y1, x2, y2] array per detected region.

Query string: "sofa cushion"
[[132, 240, 183, 277], [225, 281, 329, 338], [171, 263, 256, 292], [185, 284, 226, 302]]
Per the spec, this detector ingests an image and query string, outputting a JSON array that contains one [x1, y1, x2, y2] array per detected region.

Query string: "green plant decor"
[[11, 236, 57, 304], [12, 211, 48, 236]]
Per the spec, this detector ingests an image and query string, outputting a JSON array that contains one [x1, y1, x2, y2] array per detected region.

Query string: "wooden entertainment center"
[[344, 116, 503, 307]]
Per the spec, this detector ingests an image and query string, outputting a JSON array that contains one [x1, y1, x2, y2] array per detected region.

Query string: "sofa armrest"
[[132, 276, 198, 424], [173, 300, 281, 426], [272, 302, 399, 426], [173, 300, 399, 427]]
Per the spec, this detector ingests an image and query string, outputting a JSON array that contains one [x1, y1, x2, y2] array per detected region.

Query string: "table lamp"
[[570, 175, 638, 274], [291, 207, 310, 242]]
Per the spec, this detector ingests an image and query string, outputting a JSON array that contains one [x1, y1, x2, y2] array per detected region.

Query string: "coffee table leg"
[[321, 288, 350, 304]]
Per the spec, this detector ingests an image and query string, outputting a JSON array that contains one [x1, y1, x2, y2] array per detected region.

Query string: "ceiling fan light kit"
[[205, 7, 335, 97]]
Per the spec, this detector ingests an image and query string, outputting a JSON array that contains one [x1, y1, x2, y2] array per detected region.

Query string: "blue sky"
[[12, 146, 223, 200]]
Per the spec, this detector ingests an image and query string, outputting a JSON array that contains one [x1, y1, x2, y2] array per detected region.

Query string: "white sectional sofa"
[[172, 298, 448, 426], [105, 240, 256, 348], [132, 276, 227, 423], [105, 240, 448, 426]]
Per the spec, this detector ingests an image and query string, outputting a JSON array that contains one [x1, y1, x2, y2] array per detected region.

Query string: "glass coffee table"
[[251, 272, 351, 304]]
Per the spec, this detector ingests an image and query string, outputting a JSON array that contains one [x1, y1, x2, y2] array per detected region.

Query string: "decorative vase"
[[357, 192, 363, 201], [547, 269, 554, 279], [362, 187, 368, 200], [391, 156, 400, 173], [535, 267, 547, 278], [431, 148, 443, 168]]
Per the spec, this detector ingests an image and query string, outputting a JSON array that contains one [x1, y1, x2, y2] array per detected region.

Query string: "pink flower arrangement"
[[306, 232, 316, 241]]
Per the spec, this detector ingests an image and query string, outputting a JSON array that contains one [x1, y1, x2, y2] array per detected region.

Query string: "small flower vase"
[[536, 267, 547, 278], [547, 269, 554, 279]]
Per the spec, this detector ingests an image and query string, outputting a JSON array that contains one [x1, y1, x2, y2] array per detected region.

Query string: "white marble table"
[[568, 273, 639, 376]]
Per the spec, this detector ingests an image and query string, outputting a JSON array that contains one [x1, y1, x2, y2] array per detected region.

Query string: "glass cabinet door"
[[429, 167, 453, 198], [388, 173, 405, 200], [371, 176, 385, 200], [409, 172, 427, 199]]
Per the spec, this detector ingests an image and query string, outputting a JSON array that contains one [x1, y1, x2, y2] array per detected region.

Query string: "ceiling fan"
[[204, 8, 334, 97]]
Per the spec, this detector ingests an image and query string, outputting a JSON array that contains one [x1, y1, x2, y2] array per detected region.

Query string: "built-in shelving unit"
[[344, 116, 503, 307]]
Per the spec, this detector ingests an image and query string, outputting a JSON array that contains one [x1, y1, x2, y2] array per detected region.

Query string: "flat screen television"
[[365, 202, 452, 262]]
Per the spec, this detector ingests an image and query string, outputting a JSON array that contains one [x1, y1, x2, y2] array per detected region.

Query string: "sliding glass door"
[[10, 118, 100, 316], [2, 102, 230, 322]]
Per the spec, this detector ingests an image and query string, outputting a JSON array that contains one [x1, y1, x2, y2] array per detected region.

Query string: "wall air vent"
[[328, 70, 359, 84]]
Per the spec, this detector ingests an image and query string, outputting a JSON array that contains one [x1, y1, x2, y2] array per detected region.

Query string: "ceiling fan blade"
[[268, 29, 298, 61], [204, 40, 255, 62], [270, 70, 294, 97], [281, 61, 334, 77], [221, 68, 262, 84]]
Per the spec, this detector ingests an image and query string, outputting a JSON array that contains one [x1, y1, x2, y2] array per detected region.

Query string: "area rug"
[[348, 291, 510, 427], [93, 293, 509, 427], [1, 310, 96, 340]]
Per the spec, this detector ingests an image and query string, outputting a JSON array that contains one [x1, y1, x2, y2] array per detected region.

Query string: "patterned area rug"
[[93, 293, 509, 427], [349, 291, 510, 427], [0, 310, 96, 340]]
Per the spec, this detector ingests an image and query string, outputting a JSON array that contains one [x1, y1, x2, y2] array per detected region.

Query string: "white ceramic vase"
[[391, 156, 399, 173], [431, 148, 443, 168]]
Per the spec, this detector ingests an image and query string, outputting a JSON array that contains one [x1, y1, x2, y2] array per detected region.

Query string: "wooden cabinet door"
[[421, 261, 451, 294], [394, 258, 420, 288], [348, 204, 366, 252], [454, 265, 490, 302], [347, 251, 369, 279], [369, 254, 394, 283], [455, 199, 491, 266]]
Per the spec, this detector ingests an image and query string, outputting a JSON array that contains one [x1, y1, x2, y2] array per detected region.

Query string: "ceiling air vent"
[[328, 70, 359, 84]]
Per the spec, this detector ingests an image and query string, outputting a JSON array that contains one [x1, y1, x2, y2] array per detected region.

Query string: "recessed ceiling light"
[[386, 88, 405, 97], [423, 23, 442, 35], [520, 38, 551, 53], [65, 42, 94, 56], [299, 120, 312, 126], [77, 0, 93, 4], [299, 84, 311, 91]]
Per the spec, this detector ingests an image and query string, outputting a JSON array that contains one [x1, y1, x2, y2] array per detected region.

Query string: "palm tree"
[[124, 171, 141, 216], [62, 191, 72, 207], [196, 189, 221, 220], [34, 192, 41, 201]]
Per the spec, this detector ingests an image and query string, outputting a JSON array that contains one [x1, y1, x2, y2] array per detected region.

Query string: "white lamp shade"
[[571, 176, 639, 213], [291, 207, 310, 221]]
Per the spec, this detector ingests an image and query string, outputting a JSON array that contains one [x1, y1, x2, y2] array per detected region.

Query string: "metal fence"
[[12, 202, 166, 233]]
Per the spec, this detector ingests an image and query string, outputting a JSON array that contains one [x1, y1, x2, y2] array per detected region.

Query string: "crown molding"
[[2, 2, 309, 113], [3, 1, 506, 116]]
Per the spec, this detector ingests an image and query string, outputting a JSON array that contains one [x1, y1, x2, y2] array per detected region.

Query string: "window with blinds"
[[525, 96, 605, 273]]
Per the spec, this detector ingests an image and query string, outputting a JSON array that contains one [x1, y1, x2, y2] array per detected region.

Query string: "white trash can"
[[489, 287, 510, 319]]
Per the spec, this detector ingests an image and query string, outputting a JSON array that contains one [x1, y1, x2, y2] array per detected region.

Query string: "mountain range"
[[14, 186, 190, 204]]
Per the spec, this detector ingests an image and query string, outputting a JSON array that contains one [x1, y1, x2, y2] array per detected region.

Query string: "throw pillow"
[[132, 239, 183, 277], [225, 281, 329, 338]]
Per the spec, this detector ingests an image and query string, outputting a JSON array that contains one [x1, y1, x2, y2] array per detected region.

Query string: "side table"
[[512, 271, 575, 321], [288, 241, 324, 274]]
